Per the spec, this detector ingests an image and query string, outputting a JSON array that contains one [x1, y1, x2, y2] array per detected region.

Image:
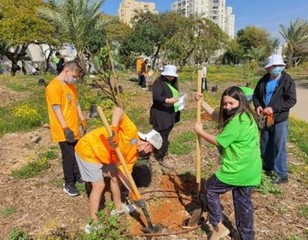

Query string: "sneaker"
[[63, 183, 80, 197], [210, 222, 230, 240], [84, 223, 100, 234], [111, 203, 136, 216], [84, 223, 92, 234], [271, 175, 288, 184]]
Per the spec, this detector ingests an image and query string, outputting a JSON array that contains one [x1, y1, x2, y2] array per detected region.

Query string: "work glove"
[[266, 113, 274, 127], [107, 126, 119, 149], [81, 120, 87, 135], [63, 128, 75, 143]]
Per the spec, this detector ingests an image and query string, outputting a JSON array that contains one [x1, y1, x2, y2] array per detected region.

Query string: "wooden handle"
[[96, 106, 141, 200], [196, 70, 202, 188]]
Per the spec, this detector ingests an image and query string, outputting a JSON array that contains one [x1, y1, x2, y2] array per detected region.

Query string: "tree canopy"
[[0, 0, 55, 74]]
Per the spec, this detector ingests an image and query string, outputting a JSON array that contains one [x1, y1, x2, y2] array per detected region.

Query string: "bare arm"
[[194, 122, 218, 146], [77, 101, 85, 122], [201, 100, 219, 122], [111, 107, 124, 127], [195, 93, 219, 122], [52, 105, 68, 128]]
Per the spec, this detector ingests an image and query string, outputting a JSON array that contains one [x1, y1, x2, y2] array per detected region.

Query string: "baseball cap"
[[138, 130, 162, 150]]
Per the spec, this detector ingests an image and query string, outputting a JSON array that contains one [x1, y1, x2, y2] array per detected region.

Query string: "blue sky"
[[102, 0, 308, 42]]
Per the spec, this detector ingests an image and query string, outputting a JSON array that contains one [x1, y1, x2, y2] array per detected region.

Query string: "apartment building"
[[118, 0, 158, 26], [171, 0, 235, 38]]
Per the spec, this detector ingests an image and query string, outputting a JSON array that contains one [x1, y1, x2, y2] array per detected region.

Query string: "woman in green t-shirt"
[[194, 86, 262, 240]]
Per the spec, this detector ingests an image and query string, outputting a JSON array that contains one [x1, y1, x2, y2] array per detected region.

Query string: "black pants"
[[202, 77, 208, 91], [154, 125, 173, 161], [59, 141, 80, 185], [138, 74, 146, 87], [205, 175, 255, 240]]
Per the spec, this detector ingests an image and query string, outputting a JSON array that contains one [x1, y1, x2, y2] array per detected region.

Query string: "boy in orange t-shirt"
[[46, 61, 87, 197], [136, 55, 144, 87], [75, 107, 162, 233]]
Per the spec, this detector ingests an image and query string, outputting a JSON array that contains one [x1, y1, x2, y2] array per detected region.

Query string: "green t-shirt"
[[215, 113, 262, 186]]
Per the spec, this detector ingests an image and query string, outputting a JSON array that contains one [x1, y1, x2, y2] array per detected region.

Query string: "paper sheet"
[[178, 94, 187, 111]]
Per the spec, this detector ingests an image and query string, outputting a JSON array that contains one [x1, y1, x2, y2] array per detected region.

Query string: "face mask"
[[271, 67, 284, 75], [223, 107, 239, 120], [67, 78, 75, 84], [138, 150, 151, 159]]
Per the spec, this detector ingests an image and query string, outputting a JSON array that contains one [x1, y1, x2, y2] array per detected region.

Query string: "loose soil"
[[0, 75, 307, 239]]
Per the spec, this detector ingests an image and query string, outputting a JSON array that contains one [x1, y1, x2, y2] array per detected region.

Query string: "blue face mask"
[[271, 66, 284, 75], [67, 79, 75, 84]]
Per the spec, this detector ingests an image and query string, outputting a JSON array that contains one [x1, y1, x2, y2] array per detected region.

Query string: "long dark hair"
[[160, 75, 179, 90], [218, 86, 256, 128]]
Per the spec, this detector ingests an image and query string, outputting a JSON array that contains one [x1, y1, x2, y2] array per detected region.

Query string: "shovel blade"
[[187, 207, 203, 226], [141, 223, 163, 233]]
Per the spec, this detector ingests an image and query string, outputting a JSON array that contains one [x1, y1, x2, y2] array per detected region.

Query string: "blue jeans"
[[260, 120, 288, 178], [205, 175, 254, 240]]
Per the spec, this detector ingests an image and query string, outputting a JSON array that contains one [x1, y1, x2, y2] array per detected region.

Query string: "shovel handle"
[[96, 106, 141, 200], [196, 70, 202, 188]]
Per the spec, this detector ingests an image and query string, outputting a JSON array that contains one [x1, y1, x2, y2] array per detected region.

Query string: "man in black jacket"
[[253, 54, 297, 184]]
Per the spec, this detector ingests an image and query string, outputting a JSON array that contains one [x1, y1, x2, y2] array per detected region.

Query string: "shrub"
[[254, 173, 281, 195], [6, 228, 29, 240], [0, 206, 16, 217], [80, 202, 130, 240], [13, 104, 42, 128]]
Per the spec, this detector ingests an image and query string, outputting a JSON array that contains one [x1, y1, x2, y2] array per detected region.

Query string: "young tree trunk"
[[152, 44, 161, 69]]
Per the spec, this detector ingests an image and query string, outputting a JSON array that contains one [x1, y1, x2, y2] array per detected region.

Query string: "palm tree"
[[280, 19, 308, 66], [244, 46, 266, 63], [38, 0, 106, 70]]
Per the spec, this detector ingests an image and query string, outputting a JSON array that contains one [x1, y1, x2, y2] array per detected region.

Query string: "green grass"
[[254, 173, 281, 195], [6, 228, 29, 240], [299, 204, 308, 219], [289, 117, 308, 160], [169, 131, 196, 155], [0, 89, 47, 137], [11, 149, 57, 179], [0, 206, 16, 217]]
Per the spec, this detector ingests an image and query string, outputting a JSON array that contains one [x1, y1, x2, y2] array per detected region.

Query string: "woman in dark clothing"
[[150, 65, 180, 169]]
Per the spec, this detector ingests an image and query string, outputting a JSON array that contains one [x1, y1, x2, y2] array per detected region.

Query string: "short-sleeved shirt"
[[75, 113, 138, 173], [215, 113, 262, 186], [46, 78, 80, 142], [136, 59, 143, 74]]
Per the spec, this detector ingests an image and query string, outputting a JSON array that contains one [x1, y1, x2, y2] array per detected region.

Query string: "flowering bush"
[[13, 104, 42, 128]]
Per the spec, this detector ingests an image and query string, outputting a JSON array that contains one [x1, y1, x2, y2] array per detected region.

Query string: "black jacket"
[[150, 76, 180, 131], [253, 71, 297, 123]]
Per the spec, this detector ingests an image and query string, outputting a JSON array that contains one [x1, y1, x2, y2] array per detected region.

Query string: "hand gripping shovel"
[[96, 106, 162, 233], [186, 70, 205, 227]]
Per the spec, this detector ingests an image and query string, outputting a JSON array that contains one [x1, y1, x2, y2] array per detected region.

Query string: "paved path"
[[290, 86, 308, 122]]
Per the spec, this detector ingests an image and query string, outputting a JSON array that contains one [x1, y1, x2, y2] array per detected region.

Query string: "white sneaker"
[[111, 203, 136, 216], [84, 223, 93, 234], [84, 223, 101, 234]]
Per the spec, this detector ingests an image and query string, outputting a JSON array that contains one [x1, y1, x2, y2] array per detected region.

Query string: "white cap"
[[161, 65, 178, 77], [138, 130, 162, 150], [264, 54, 286, 69]]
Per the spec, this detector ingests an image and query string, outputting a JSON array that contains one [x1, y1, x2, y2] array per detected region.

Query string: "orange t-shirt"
[[136, 58, 143, 74], [46, 78, 80, 142], [75, 113, 138, 173]]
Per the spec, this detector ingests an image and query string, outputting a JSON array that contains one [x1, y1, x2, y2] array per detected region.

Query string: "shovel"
[[96, 106, 162, 233], [186, 70, 205, 227]]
